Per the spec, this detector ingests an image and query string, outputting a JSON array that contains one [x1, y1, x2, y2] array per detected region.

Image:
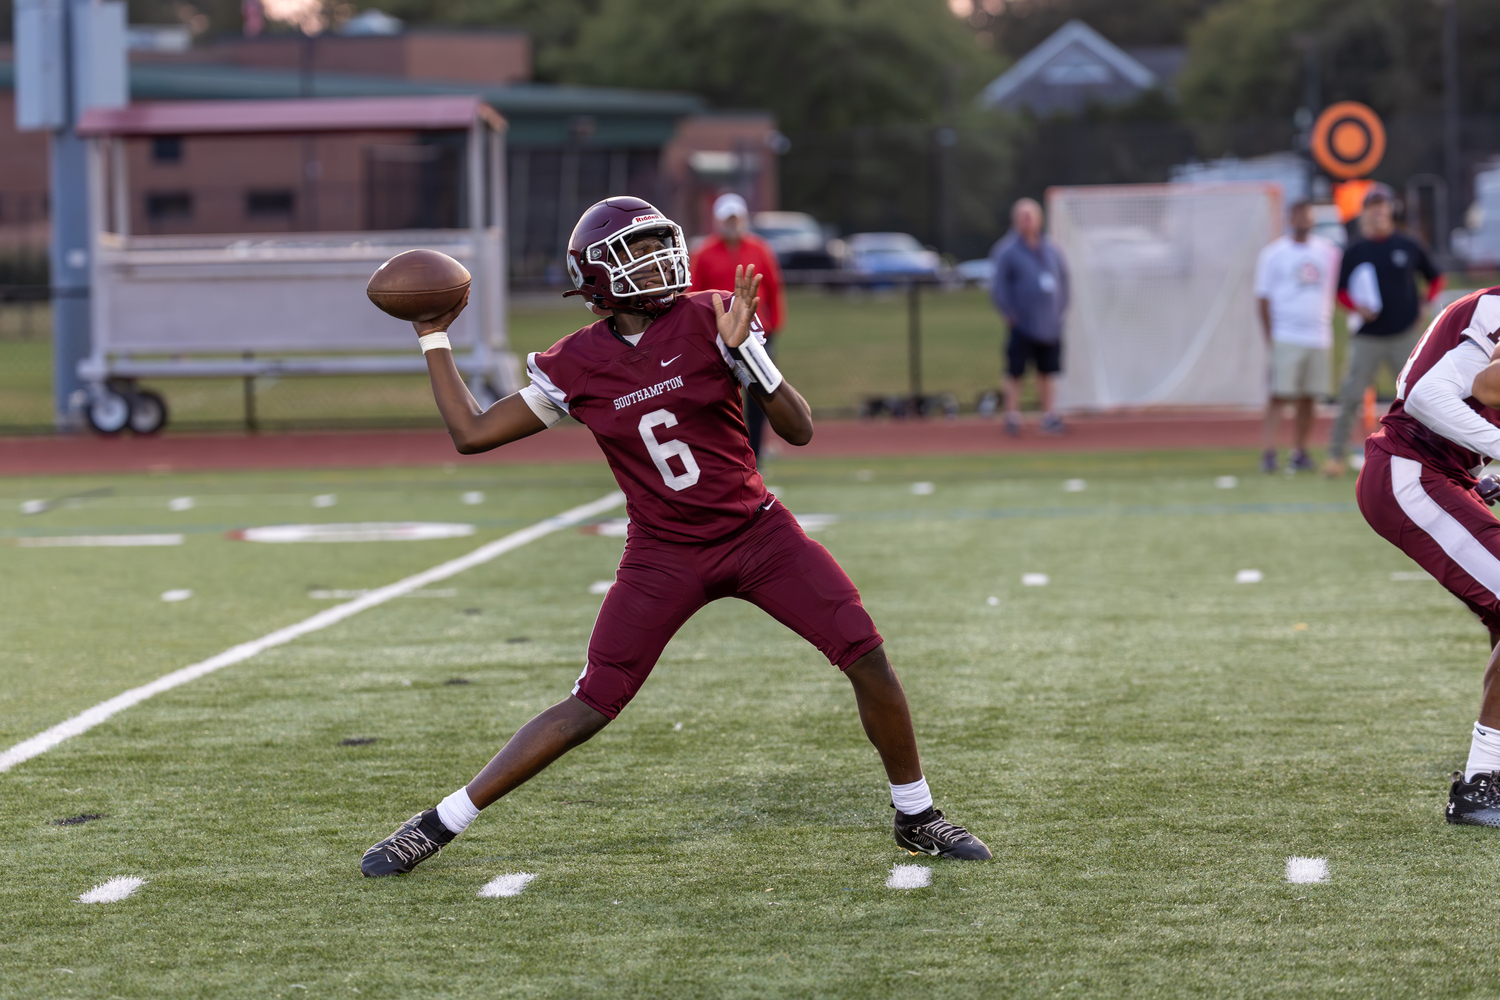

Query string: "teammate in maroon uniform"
[[1355, 287, 1500, 825], [361, 197, 991, 874]]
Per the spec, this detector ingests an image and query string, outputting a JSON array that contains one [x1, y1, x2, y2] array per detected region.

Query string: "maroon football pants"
[[1358, 442, 1500, 631], [572, 499, 884, 718]]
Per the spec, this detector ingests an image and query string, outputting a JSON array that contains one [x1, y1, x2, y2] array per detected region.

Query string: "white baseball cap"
[[713, 193, 749, 221]]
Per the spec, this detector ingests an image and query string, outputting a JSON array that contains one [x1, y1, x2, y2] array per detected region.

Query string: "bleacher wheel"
[[126, 390, 168, 435], [85, 386, 130, 435]]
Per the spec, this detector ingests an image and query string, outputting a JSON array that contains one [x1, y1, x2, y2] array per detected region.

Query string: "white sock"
[[435, 786, 480, 835], [1466, 723, 1500, 780], [890, 777, 933, 815]]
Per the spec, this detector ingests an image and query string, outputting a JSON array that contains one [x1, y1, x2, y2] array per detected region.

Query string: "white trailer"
[[73, 95, 517, 433]]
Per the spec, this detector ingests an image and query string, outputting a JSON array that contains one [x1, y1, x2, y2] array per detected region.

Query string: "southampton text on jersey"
[[614, 375, 686, 411]]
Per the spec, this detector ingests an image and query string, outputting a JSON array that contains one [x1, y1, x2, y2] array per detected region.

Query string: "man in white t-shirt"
[[1253, 200, 1342, 473]]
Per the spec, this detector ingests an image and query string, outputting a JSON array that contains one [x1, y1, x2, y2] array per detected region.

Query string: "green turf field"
[[0, 449, 1492, 998]]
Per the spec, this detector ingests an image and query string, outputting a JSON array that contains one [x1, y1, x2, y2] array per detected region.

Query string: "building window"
[[246, 189, 296, 218], [152, 136, 183, 163], [145, 191, 193, 220]]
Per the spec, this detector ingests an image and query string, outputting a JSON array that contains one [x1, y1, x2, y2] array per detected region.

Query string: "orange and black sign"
[[1310, 101, 1386, 180]]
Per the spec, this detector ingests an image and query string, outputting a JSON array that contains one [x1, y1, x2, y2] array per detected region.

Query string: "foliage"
[[954, 0, 1228, 58], [1178, 0, 1500, 123]]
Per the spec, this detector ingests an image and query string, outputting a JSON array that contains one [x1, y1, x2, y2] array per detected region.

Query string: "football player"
[[1356, 287, 1500, 825], [361, 197, 990, 874]]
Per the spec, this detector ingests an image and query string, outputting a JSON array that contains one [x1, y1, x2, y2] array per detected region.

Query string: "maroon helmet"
[[563, 197, 690, 316]]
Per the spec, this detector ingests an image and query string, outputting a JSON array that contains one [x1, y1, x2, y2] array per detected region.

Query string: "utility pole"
[[1440, 0, 1461, 248], [14, 0, 127, 430]]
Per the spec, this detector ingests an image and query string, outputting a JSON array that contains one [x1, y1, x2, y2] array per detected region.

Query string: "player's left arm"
[[714, 265, 813, 447]]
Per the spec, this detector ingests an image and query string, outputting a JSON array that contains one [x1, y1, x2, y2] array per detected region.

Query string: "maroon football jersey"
[[1376, 286, 1500, 484], [528, 291, 770, 543]]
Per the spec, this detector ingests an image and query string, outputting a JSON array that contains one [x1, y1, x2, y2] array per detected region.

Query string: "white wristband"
[[730, 336, 782, 394], [418, 331, 451, 353]]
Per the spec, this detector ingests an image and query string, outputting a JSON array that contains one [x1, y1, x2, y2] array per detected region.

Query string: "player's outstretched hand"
[[712, 265, 762, 349], [414, 287, 471, 337]]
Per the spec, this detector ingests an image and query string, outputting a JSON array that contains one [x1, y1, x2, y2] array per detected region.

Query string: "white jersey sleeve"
[[1404, 338, 1500, 461], [520, 352, 568, 428]]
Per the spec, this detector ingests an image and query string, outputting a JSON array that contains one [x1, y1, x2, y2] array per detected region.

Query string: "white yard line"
[[0, 492, 625, 774]]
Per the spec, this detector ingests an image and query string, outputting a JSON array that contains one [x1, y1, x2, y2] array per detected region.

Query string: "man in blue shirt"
[[990, 198, 1070, 435]]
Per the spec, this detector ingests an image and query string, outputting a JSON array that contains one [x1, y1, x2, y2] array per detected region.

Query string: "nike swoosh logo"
[[761, 500, 775, 510], [661, 354, 682, 367]]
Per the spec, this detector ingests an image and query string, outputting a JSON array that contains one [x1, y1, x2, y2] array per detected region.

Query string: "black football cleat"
[[1447, 771, 1500, 828], [893, 806, 993, 860], [361, 808, 456, 876]]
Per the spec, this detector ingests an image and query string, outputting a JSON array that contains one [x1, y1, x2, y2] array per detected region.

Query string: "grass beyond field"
[[0, 449, 1492, 998]]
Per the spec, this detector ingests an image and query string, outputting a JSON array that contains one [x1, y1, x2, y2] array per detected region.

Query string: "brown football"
[[366, 249, 472, 322]]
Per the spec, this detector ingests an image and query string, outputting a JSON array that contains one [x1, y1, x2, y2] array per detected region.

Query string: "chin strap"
[[729, 335, 782, 395]]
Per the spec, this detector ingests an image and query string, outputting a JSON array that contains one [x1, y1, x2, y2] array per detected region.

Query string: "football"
[[366, 249, 472, 322]]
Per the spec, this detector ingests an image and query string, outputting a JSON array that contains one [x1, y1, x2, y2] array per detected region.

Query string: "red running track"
[[0, 411, 1336, 476]]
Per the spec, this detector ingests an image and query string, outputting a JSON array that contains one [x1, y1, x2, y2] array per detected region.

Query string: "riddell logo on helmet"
[[632, 214, 663, 224]]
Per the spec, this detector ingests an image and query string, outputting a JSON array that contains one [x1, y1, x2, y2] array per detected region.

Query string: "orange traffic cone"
[[1362, 386, 1378, 435]]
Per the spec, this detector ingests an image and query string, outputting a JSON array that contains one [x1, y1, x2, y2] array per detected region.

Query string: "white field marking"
[[16, 534, 184, 548], [581, 517, 630, 537], [312, 493, 338, 508], [854, 469, 874, 482], [477, 872, 537, 898], [886, 864, 932, 889], [1285, 857, 1329, 884], [795, 514, 838, 533], [1063, 478, 1087, 492], [78, 877, 145, 903], [986, 595, 999, 606], [21, 499, 49, 514], [168, 496, 195, 512], [673, 722, 683, 731], [229, 522, 475, 543], [160, 589, 193, 603], [308, 588, 457, 600], [588, 580, 613, 595], [1390, 570, 1431, 581], [0, 491, 625, 774], [910, 482, 936, 496], [1215, 475, 1239, 489], [1021, 573, 1049, 587], [460, 491, 485, 505], [1236, 569, 1264, 583]]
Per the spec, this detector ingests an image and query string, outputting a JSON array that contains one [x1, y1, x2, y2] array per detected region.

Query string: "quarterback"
[[1356, 287, 1500, 825], [361, 197, 991, 874]]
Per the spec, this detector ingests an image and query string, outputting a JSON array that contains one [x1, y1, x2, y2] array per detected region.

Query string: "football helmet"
[[563, 197, 690, 316]]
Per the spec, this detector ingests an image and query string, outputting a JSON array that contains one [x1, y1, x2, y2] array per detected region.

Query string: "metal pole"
[[908, 280, 922, 407], [1441, 0, 1462, 247], [242, 352, 257, 433], [49, 128, 90, 428]]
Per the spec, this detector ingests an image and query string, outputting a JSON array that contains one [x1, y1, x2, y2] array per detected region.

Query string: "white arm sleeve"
[[1403, 339, 1500, 460], [714, 297, 768, 369], [520, 352, 569, 428]]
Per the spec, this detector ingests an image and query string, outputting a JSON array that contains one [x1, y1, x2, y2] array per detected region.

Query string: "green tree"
[[956, 0, 1228, 58], [1178, 0, 1500, 122]]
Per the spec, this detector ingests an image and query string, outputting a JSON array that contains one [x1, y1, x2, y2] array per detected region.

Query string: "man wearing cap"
[[1324, 184, 1445, 476], [691, 193, 786, 464]]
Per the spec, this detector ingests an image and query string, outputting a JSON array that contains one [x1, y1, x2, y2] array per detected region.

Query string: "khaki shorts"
[[1270, 341, 1331, 399]]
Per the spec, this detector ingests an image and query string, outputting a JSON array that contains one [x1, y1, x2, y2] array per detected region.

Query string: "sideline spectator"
[[1254, 200, 1342, 473], [691, 192, 786, 463], [1323, 185, 1444, 476], [990, 197, 1070, 436]]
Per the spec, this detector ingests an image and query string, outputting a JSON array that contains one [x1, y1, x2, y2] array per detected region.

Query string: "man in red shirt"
[[691, 192, 786, 464], [359, 197, 990, 875]]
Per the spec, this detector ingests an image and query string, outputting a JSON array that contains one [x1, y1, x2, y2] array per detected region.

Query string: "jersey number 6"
[[638, 409, 702, 492]]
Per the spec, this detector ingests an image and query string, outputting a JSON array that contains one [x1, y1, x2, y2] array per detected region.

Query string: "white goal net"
[[1047, 182, 1281, 410]]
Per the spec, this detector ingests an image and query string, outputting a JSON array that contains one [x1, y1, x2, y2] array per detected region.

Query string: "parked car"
[[845, 232, 944, 276], [955, 258, 996, 286], [750, 211, 837, 269]]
